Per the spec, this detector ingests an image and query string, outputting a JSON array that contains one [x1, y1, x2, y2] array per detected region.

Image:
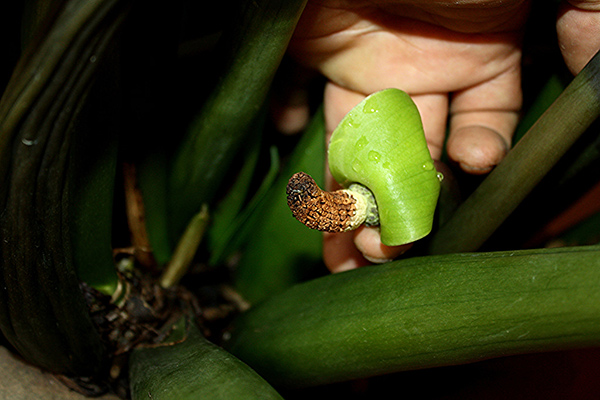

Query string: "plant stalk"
[[159, 205, 209, 289], [429, 49, 600, 254]]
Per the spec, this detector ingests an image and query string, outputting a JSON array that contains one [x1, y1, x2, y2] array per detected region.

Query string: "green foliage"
[[226, 246, 600, 388], [429, 50, 600, 254], [232, 108, 326, 304], [0, 0, 127, 375], [207, 132, 280, 267], [130, 319, 283, 399], [329, 89, 440, 246], [1, 0, 600, 397], [165, 0, 309, 247], [138, 0, 308, 266]]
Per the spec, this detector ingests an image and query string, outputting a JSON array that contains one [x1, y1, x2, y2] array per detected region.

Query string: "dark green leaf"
[[227, 246, 600, 388], [130, 320, 283, 400], [166, 0, 308, 242], [233, 108, 326, 304]]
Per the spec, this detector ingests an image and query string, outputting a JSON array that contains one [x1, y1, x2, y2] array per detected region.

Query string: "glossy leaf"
[[328, 88, 441, 245], [226, 246, 600, 388], [207, 130, 280, 266]]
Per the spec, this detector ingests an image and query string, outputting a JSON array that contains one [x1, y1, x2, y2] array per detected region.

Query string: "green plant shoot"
[[328, 88, 441, 246]]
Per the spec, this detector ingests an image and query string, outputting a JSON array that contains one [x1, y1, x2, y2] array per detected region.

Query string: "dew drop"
[[21, 138, 38, 146], [362, 97, 380, 114], [422, 161, 434, 171], [347, 115, 361, 128], [368, 150, 381, 163], [437, 172, 444, 182], [355, 136, 369, 150]]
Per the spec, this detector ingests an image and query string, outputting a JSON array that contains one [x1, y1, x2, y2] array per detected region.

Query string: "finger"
[[447, 65, 522, 174], [410, 93, 449, 160], [270, 61, 315, 135], [270, 88, 311, 135], [557, 1, 600, 74], [323, 231, 370, 273], [353, 226, 412, 264], [323, 81, 367, 137]]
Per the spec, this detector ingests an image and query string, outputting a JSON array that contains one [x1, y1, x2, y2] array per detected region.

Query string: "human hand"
[[283, 0, 600, 272], [556, 0, 600, 74]]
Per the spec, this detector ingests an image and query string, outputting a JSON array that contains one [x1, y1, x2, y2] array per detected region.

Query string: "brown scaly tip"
[[286, 171, 367, 233]]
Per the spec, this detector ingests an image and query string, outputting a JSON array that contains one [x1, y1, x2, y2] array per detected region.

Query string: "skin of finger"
[[353, 226, 413, 264], [446, 64, 522, 171], [290, 2, 530, 100], [556, 3, 600, 74], [446, 125, 511, 173], [271, 101, 311, 135], [323, 231, 370, 273], [563, 0, 600, 11], [410, 93, 449, 160], [323, 82, 367, 136]]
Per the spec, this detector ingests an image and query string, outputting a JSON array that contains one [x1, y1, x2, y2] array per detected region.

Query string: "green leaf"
[[328, 89, 441, 246], [167, 0, 308, 242], [129, 320, 283, 400], [68, 49, 121, 295], [207, 136, 263, 255], [233, 108, 326, 304], [226, 246, 600, 389], [0, 0, 128, 375], [159, 205, 210, 289], [512, 74, 566, 144], [557, 211, 600, 246], [208, 145, 280, 266]]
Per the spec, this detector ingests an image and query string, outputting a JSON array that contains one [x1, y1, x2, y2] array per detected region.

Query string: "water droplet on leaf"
[[355, 136, 369, 150], [422, 161, 434, 171], [362, 96, 380, 114], [368, 150, 381, 162], [347, 115, 361, 128]]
